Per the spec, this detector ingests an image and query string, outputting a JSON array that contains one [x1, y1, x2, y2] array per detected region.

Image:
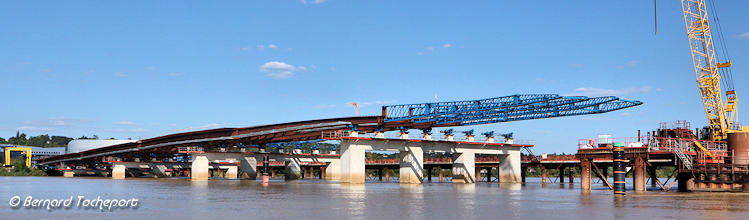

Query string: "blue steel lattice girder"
[[382, 94, 642, 127], [384, 94, 562, 123], [435, 96, 617, 124], [419, 96, 599, 124], [449, 98, 641, 126]]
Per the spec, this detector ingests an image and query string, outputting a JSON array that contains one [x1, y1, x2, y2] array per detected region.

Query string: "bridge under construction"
[[35, 94, 641, 185]]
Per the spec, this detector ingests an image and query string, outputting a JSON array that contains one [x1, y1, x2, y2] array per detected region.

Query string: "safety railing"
[[578, 137, 649, 150]]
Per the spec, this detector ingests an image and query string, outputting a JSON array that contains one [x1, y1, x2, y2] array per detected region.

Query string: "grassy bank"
[[0, 158, 47, 176]]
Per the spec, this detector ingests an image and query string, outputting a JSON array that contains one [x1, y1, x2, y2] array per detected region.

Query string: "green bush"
[[0, 158, 47, 176]]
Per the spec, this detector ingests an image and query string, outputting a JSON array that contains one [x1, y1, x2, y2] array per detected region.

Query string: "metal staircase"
[[673, 140, 693, 169]]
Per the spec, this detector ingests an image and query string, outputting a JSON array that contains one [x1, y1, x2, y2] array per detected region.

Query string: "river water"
[[1, 176, 748, 219]]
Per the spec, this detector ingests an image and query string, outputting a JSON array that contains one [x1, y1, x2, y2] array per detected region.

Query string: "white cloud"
[[268, 44, 278, 49], [259, 61, 298, 79], [565, 86, 653, 97], [114, 121, 137, 126], [740, 32, 749, 39], [353, 100, 395, 107], [301, 0, 326, 4], [17, 126, 52, 132], [298, 66, 307, 71], [171, 123, 222, 132], [418, 43, 454, 55], [106, 128, 147, 133], [616, 60, 640, 68], [167, 72, 182, 77], [113, 72, 128, 78]]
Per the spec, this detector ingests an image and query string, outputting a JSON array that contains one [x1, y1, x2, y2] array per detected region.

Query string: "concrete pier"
[[498, 152, 521, 183], [452, 152, 476, 183], [225, 166, 238, 179], [340, 143, 366, 183], [151, 164, 168, 178], [399, 146, 424, 184], [285, 159, 301, 181], [112, 164, 126, 179], [240, 157, 257, 180], [191, 155, 210, 180], [633, 157, 646, 192]]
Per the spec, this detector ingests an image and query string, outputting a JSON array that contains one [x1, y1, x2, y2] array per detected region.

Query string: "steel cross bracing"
[[383, 94, 642, 126]]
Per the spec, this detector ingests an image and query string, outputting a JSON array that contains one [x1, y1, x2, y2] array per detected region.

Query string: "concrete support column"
[[559, 167, 565, 183], [340, 143, 366, 184], [285, 159, 301, 181], [498, 151, 521, 183], [384, 167, 390, 182], [521, 166, 526, 183], [308, 167, 314, 179], [427, 167, 432, 182], [581, 158, 591, 192], [325, 160, 341, 180], [452, 151, 476, 183], [320, 166, 326, 179], [541, 167, 547, 184], [225, 166, 238, 179], [151, 164, 168, 178], [633, 157, 646, 192], [438, 168, 443, 182], [400, 146, 424, 184], [569, 167, 575, 183], [112, 164, 126, 179], [240, 157, 257, 180], [191, 155, 210, 180]]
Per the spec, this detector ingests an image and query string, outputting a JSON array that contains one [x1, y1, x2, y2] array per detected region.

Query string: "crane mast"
[[681, 0, 739, 141]]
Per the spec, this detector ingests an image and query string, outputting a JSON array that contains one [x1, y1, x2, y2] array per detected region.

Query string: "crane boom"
[[680, 0, 739, 141]]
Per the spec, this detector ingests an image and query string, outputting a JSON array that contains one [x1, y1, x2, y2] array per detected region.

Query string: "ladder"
[[673, 140, 693, 169]]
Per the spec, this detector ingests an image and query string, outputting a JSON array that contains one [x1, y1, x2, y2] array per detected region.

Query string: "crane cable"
[[707, 0, 735, 91]]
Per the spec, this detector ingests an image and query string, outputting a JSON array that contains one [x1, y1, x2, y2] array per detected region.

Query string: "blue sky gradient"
[[2, 0, 748, 153]]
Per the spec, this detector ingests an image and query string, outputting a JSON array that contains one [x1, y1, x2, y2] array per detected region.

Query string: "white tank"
[[67, 139, 138, 154]]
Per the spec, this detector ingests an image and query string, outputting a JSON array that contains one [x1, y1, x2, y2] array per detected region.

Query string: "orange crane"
[[350, 102, 360, 116]]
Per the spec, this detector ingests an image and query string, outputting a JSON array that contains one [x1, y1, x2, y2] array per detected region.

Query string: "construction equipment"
[[350, 102, 360, 116], [680, 0, 747, 141], [3, 147, 32, 167]]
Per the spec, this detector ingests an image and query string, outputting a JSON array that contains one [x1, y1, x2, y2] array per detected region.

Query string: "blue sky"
[[1, 0, 748, 153]]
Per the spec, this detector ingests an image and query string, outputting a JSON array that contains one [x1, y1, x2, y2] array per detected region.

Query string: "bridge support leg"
[[427, 167, 432, 182], [475, 167, 481, 182], [400, 146, 424, 184], [240, 157, 257, 180], [438, 168, 443, 182], [649, 166, 657, 187], [191, 155, 210, 180], [225, 166, 238, 179], [486, 168, 492, 182], [325, 159, 340, 180], [559, 167, 565, 183], [151, 164, 167, 178], [569, 167, 575, 183], [498, 151, 521, 183], [384, 167, 390, 182], [285, 159, 301, 181], [581, 158, 591, 192], [633, 157, 646, 192], [452, 151, 476, 183], [378, 168, 383, 181], [112, 164, 126, 179], [541, 167, 547, 184], [521, 166, 526, 183], [309, 167, 314, 179], [340, 143, 366, 184], [320, 166, 326, 179]]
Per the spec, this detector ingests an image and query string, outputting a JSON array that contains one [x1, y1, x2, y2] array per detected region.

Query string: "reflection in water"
[[340, 184, 367, 219], [400, 184, 425, 220], [1, 177, 749, 219]]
